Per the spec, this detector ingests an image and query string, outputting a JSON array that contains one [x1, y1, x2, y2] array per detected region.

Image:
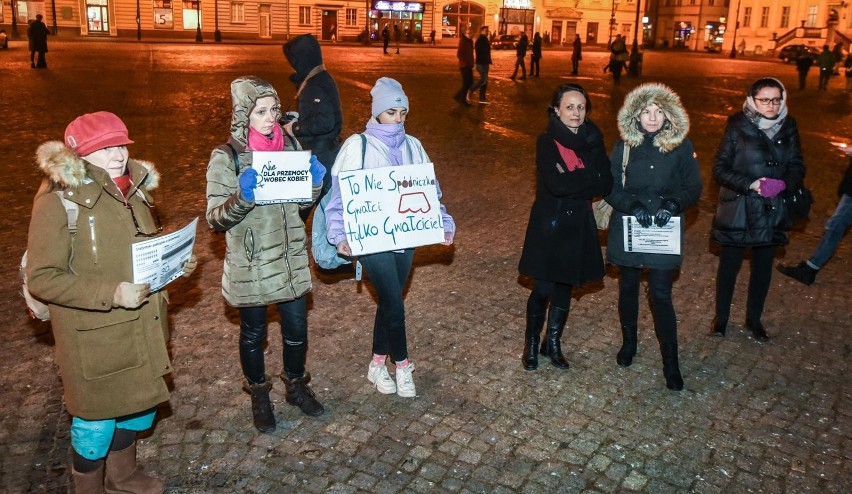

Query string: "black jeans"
[[359, 249, 415, 362], [618, 266, 677, 345], [527, 279, 573, 315], [239, 296, 308, 383], [456, 67, 474, 101], [511, 56, 526, 78], [715, 245, 776, 324]]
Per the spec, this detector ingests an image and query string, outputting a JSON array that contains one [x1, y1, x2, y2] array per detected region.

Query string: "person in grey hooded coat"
[[604, 83, 702, 391]]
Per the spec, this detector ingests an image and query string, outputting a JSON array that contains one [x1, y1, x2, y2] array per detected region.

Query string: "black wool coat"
[[519, 117, 612, 286], [711, 112, 805, 246]]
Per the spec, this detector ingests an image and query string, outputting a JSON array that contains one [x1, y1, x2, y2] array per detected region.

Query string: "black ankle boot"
[[523, 312, 546, 371], [777, 261, 817, 286], [710, 316, 727, 337], [282, 373, 325, 417], [243, 378, 275, 432], [616, 325, 637, 367], [660, 343, 683, 391], [539, 307, 569, 369], [745, 320, 769, 342]]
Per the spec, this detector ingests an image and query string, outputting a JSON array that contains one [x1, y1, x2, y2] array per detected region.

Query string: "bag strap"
[[360, 134, 367, 169], [223, 143, 240, 177], [621, 142, 630, 187], [54, 190, 79, 235]]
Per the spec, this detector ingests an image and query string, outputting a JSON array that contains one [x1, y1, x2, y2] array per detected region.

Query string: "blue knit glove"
[[309, 155, 326, 187], [239, 168, 258, 202]]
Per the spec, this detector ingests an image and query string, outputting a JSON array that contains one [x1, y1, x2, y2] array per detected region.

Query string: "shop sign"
[[373, 1, 424, 13]]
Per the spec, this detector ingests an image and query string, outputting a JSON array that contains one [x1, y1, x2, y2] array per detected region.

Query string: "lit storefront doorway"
[[673, 21, 693, 48], [87, 0, 110, 34], [259, 5, 271, 38], [371, 1, 425, 42], [498, 1, 533, 37], [322, 9, 337, 41]]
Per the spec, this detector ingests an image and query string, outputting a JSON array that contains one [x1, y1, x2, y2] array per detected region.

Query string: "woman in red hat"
[[26, 111, 196, 494]]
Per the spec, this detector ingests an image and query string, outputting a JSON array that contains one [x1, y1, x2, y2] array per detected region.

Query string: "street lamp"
[[11, 0, 19, 37], [729, 0, 741, 58], [214, 0, 221, 42], [136, 0, 141, 40], [195, 0, 203, 42], [629, 0, 642, 76], [51, 0, 58, 34], [608, 0, 620, 48]]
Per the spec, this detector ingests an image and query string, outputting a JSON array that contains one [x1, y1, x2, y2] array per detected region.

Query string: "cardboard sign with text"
[[251, 150, 312, 204], [339, 163, 445, 256]]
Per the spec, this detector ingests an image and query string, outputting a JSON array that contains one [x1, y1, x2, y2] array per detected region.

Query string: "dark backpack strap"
[[360, 134, 367, 169], [221, 143, 240, 176]]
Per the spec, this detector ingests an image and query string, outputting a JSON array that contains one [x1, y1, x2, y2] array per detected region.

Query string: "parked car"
[[491, 34, 518, 50], [778, 44, 821, 63]]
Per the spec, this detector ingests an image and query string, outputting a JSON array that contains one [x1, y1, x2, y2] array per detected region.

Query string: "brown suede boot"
[[72, 464, 105, 494], [104, 441, 165, 494], [242, 378, 276, 433]]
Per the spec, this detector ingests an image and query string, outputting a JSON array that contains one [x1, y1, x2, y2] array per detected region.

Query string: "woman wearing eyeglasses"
[[206, 77, 327, 433], [711, 77, 805, 342], [26, 111, 197, 493]]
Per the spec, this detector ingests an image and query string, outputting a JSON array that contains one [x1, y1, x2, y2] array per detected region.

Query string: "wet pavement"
[[0, 41, 850, 493]]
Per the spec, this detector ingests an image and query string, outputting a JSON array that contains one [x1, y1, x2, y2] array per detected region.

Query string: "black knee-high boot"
[[660, 343, 683, 391], [522, 311, 546, 370], [616, 325, 638, 367], [539, 306, 570, 369]]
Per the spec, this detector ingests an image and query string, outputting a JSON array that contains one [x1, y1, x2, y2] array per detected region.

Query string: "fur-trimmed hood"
[[35, 140, 159, 190], [617, 83, 689, 153]]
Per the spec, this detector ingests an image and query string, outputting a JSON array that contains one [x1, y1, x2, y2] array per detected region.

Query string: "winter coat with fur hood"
[[605, 83, 703, 270], [711, 109, 804, 247], [26, 143, 171, 421], [206, 76, 321, 307]]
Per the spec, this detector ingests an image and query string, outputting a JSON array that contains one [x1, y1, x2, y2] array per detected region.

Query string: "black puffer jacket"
[[283, 34, 343, 186], [518, 117, 612, 286], [711, 112, 805, 246]]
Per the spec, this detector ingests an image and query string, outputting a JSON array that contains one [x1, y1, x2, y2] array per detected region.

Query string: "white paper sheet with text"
[[132, 218, 198, 291]]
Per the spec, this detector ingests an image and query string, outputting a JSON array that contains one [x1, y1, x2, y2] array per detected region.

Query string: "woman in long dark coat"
[[605, 83, 702, 391], [519, 84, 612, 371]]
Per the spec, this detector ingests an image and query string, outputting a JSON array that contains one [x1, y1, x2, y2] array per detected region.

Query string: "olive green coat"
[[26, 141, 171, 420], [206, 76, 320, 307]]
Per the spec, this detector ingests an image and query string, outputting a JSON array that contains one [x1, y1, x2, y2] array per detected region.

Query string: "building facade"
[[2, 0, 847, 53]]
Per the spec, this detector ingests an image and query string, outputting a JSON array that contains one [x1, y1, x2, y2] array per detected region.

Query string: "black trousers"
[[618, 266, 677, 345], [527, 279, 573, 315], [239, 296, 309, 383], [715, 244, 776, 324]]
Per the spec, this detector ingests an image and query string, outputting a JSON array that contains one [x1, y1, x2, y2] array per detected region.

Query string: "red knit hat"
[[64, 111, 134, 157]]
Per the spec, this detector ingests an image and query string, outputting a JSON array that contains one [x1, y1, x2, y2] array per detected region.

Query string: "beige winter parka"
[[206, 77, 320, 307], [26, 142, 171, 421]]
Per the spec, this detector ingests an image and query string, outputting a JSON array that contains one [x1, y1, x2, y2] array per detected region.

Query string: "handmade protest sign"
[[252, 150, 312, 204], [339, 163, 445, 256]]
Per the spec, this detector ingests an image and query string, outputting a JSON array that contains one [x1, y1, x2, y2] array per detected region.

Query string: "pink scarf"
[[553, 140, 585, 171], [247, 124, 285, 151]]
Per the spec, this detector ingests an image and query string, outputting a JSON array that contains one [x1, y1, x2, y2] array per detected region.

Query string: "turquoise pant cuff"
[[70, 409, 156, 460]]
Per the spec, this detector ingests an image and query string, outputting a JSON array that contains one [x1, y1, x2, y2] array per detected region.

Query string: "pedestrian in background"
[[393, 23, 401, 54], [206, 77, 327, 432], [282, 33, 344, 202], [382, 25, 390, 54], [468, 25, 492, 105], [324, 77, 456, 397], [710, 78, 805, 342], [778, 157, 852, 285], [796, 52, 814, 90], [28, 14, 49, 68], [571, 34, 582, 75], [604, 84, 702, 391], [430, 29, 437, 46], [0, 29, 8, 49], [608, 34, 628, 84], [454, 29, 474, 106], [832, 42, 845, 75], [530, 32, 542, 77], [511, 31, 528, 81], [844, 53, 852, 92], [518, 84, 612, 371], [27, 111, 197, 493], [817, 45, 835, 90]]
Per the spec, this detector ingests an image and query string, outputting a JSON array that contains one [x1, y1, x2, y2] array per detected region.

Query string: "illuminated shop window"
[[87, 0, 109, 33], [182, 0, 201, 31], [153, 0, 174, 29]]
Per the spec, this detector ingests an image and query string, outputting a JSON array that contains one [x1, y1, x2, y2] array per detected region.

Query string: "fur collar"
[[36, 141, 159, 190], [617, 83, 689, 153]]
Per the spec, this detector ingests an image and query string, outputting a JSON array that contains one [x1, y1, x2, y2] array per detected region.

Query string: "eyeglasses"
[[754, 97, 782, 106], [127, 199, 163, 237]]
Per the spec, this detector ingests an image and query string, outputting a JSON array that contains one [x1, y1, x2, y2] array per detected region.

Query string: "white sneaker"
[[367, 361, 396, 394], [395, 363, 416, 398]]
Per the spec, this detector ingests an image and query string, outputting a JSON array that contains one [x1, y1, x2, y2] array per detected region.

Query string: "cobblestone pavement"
[[0, 42, 849, 494]]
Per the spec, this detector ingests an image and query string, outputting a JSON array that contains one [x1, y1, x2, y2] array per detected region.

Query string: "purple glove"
[[758, 178, 786, 198]]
